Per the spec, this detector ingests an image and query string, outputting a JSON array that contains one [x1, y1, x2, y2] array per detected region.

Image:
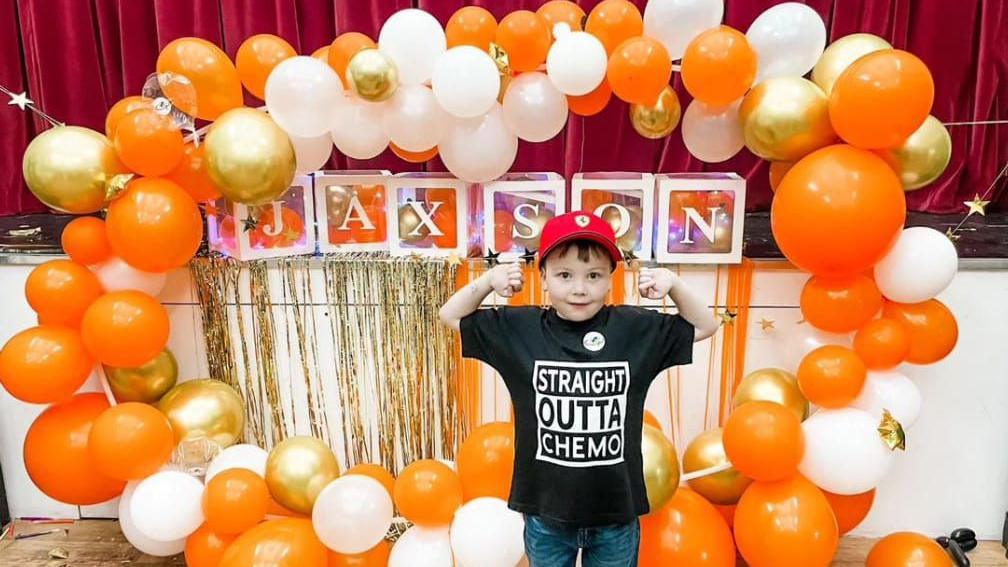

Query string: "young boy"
[[439, 211, 719, 567]]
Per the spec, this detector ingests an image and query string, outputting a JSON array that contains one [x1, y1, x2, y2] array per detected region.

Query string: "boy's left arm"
[[638, 267, 721, 342]]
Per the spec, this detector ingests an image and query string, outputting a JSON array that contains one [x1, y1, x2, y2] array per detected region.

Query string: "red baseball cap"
[[538, 211, 622, 268]]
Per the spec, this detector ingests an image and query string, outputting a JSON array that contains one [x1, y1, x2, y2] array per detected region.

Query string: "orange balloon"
[[113, 108, 185, 177], [25, 259, 104, 327], [824, 489, 875, 535], [157, 37, 243, 120], [23, 393, 125, 505], [328, 540, 390, 567], [186, 524, 238, 567], [800, 274, 883, 333], [446, 6, 498, 51], [457, 422, 515, 501], [640, 488, 735, 567], [714, 504, 736, 528], [62, 217, 114, 266], [267, 497, 307, 518], [495, 11, 551, 73], [390, 143, 438, 163], [80, 290, 169, 367], [106, 177, 203, 272], [586, 0, 644, 55], [236, 34, 296, 100], [830, 50, 935, 150], [771, 144, 906, 277], [219, 518, 327, 567], [312, 45, 330, 61], [867, 532, 953, 567], [88, 402, 173, 481], [768, 160, 794, 192], [537, 1, 586, 38], [346, 464, 396, 497], [328, 33, 377, 86], [723, 401, 803, 482], [105, 96, 151, 139], [168, 141, 222, 203], [882, 299, 958, 364], [393, 459, 463, 526], [681, 26, 757, 106], [797, 345, 867, 408], [204, 468, 271, 535], [568, 79, 612, 116], [854, 318, 911, 370], [0, 326, 93, 404], [735, 476, 838, 567], [607, 36, 672, 105]]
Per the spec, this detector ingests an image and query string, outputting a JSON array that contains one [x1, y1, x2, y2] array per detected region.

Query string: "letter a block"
[[314, 170, 392, 252]]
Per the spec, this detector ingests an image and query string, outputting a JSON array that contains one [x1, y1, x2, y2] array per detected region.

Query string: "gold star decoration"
[[963, 194, 991, 217], [104, 173, 134, 201], [483, 249, 501, 268], [878, 409, 907, 451], [282, 226, 301, 242], [6, 90, 32, 111], [945, 228, 961, 241], [446, 251, 463, 267], [718, 311, 737, 325], [758, 318, 775, 331]]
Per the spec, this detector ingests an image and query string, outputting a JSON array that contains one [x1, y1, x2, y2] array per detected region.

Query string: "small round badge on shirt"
[[583, 331, 606, 352]]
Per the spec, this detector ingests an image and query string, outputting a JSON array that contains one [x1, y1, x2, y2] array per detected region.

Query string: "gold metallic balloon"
[[265, 436, 341, 514], [398, 203, 428, 242], [345, 48, 399, 103], [642, 424, 680, 511], [740, 77, 836, 162], [876, 115, 952, 191], [158, 379, 246, 449], [812, 33, 892, 95], [733, 368, 810, 422], [599, 205, 644, 251], [205, 107, 296, 205], [22, 126, 126, 213], [629, 87, 682, 140], [104, 349, 178, 404], [682, 428, 752, 505]]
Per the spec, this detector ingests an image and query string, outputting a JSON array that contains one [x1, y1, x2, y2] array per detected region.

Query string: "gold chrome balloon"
[[104, 349, 178, 404], [397, 203, 428, 242], [740, 77, 836, 162], [683, 428, 752, 505], [629, 87, 682, 140], [734, 368, 810, 422], [598, 205, 644, 251], [345, 48, 399, 103], [205, 107, 296, 205], [812, 33, 892, 95], [265, 436, 341, 514], [641, 424, 680, 511], [876, 115, 951, 191], [158, 379, 245, 449], [22, 126, 125, 213]]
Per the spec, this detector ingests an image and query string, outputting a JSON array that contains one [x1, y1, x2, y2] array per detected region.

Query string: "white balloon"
[[746, 3, 827, 82], [130, 471, 204, 542], [440, 104, 518, 183], [852, 369, 922, 428], [119, 482, 186, 557], [644, 0, 725, 60], [546, 31, 607, 96], [502, 72, 569, 142], [874, 227, 958, 304], [450, 498, 525, 567], [312, 475, 393, 554], [384, 85, 449, 151], [786, 325, 853, 370], [265, 56, 344, 137], [378, 9, 446, 86], [799, 408, 894, 495], [682, 98, 744, 162], [205, 444, 269, 483], [432, 46, 500, 119], [291, 134, 333, 174], [389, 526, 454, 567], [93, 256, 166, 297], [331, 96, 390, 160]]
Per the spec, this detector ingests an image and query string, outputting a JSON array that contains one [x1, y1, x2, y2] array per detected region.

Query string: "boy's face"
[[541, 246, 612, 322]]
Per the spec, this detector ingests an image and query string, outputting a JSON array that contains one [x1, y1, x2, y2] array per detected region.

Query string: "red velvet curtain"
[[1, 0, 1005, 216]]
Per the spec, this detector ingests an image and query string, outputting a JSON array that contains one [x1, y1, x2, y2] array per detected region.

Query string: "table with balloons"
[[5, 0, 966, 565]]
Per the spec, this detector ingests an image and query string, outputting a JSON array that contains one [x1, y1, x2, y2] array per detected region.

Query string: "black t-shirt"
[[460, 304, 695, 527]]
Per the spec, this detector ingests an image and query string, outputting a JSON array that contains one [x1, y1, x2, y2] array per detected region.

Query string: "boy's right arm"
[[438, 263, 525, 331]]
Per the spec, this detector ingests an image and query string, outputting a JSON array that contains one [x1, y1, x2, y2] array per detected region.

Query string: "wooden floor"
[[0, 520, 1005, 566]]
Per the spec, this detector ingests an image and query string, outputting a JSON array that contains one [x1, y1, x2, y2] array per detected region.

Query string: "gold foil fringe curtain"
[[189, 254, 461, 474]]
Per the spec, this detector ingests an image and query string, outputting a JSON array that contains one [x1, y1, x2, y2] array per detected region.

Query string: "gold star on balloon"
[[104, 173, 134, 201], [718, 311, 737, 325], [446, 251, 463, 266], [878, 409, 906, 451], [6, 90, 31, 111], [758, 318, 775, 331], [963, 194, 991, 217]]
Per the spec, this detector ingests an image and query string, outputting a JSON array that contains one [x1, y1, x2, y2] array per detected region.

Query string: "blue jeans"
[[524, 514, 640, 567]]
